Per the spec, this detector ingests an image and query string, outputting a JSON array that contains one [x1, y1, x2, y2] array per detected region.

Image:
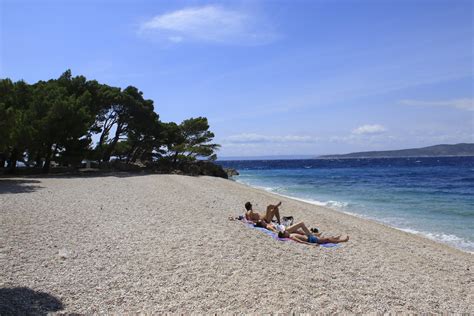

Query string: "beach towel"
[[241, 219, 340, 248], [319, 243, 340, 248], [241, 220, 291, 241]]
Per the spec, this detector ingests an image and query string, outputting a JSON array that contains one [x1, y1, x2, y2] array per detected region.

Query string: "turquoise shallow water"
[[218, 157, 474, 252]]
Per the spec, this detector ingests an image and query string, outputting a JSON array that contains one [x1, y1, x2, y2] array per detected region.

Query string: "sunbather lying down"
[[253, 219, 320, 235], [230, 213, 346, 246], [278, 222, 349, 245]]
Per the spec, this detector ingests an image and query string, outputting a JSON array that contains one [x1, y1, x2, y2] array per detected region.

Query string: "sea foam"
[[224, 157, 474, 253], [235, 176, 474, 253]]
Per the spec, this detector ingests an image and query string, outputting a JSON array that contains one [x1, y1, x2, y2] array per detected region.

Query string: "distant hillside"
[[319, 143, 474, 158]]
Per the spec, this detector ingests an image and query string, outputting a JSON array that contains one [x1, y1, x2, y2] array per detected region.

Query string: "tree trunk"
[[172, 151, 180, 168], [0, 154, 5, 169], [126, 145, 137, 163], [98, 130, 107, 150], [130, 143, 145, 163], [97, 118, 112, 149], [97, 116, 117, 152], [102, 123, 123, 162], [6, 148, 19, 174], [42, 144, 55, 173], [35, 152, 43, 168]]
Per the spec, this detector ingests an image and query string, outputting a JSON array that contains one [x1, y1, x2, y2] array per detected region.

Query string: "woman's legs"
[[286, 222, 312, 235], [264, 203, 281, 224]]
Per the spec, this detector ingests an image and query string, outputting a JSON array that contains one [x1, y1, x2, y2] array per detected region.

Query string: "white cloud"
[[352, 124, 387, 135], [400, 98, 474, 111], [139, 6, 276, 45], [223, 133, 318, 144]]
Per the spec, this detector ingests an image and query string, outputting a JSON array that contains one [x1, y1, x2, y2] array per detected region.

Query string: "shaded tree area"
[[0, 70, 224, 177]]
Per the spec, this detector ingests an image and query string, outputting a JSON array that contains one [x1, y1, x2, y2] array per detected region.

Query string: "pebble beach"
[[1, 174, 472, 313]]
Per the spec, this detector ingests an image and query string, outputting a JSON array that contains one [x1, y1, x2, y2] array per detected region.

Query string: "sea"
[[218, 156, 474, 253]]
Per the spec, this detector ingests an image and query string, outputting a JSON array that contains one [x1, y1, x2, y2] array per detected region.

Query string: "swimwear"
[[308, 235, 319, 244]]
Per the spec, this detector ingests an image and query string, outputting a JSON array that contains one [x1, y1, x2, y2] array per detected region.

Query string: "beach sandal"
[[229, 215, 244, 221]]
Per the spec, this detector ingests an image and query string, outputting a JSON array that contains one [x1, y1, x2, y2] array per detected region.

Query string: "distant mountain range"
[[319, 143, 474, 158], [218, 155, 315, 161]]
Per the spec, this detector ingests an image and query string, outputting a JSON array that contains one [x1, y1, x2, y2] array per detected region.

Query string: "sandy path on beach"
[[1, 174, 472, 313]]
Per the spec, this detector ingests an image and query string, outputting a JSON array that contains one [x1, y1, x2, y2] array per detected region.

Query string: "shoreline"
[[1, 174, 472, 313], [230, 178, 472, 257], [232, 177, 474, 255]]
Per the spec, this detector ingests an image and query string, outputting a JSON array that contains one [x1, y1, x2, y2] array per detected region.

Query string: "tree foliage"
[[0, 70, 221, 174], [165, 117, 220, 165]]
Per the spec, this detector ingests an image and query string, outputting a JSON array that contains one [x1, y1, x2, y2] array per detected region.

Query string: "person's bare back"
[[245, 209, 261, 221]]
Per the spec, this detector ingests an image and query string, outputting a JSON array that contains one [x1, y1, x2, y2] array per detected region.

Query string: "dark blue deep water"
[[218, 157, 474, 252]]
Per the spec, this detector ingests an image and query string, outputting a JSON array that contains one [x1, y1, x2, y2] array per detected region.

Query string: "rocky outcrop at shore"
[[224, 168, 239, 177]]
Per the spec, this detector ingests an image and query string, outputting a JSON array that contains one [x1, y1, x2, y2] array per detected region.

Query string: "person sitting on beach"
[[278, 221, 348, 245], [245, 201, 282, 225]]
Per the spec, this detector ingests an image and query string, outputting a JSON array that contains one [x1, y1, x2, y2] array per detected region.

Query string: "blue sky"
[[1, 0, 473, 157]]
